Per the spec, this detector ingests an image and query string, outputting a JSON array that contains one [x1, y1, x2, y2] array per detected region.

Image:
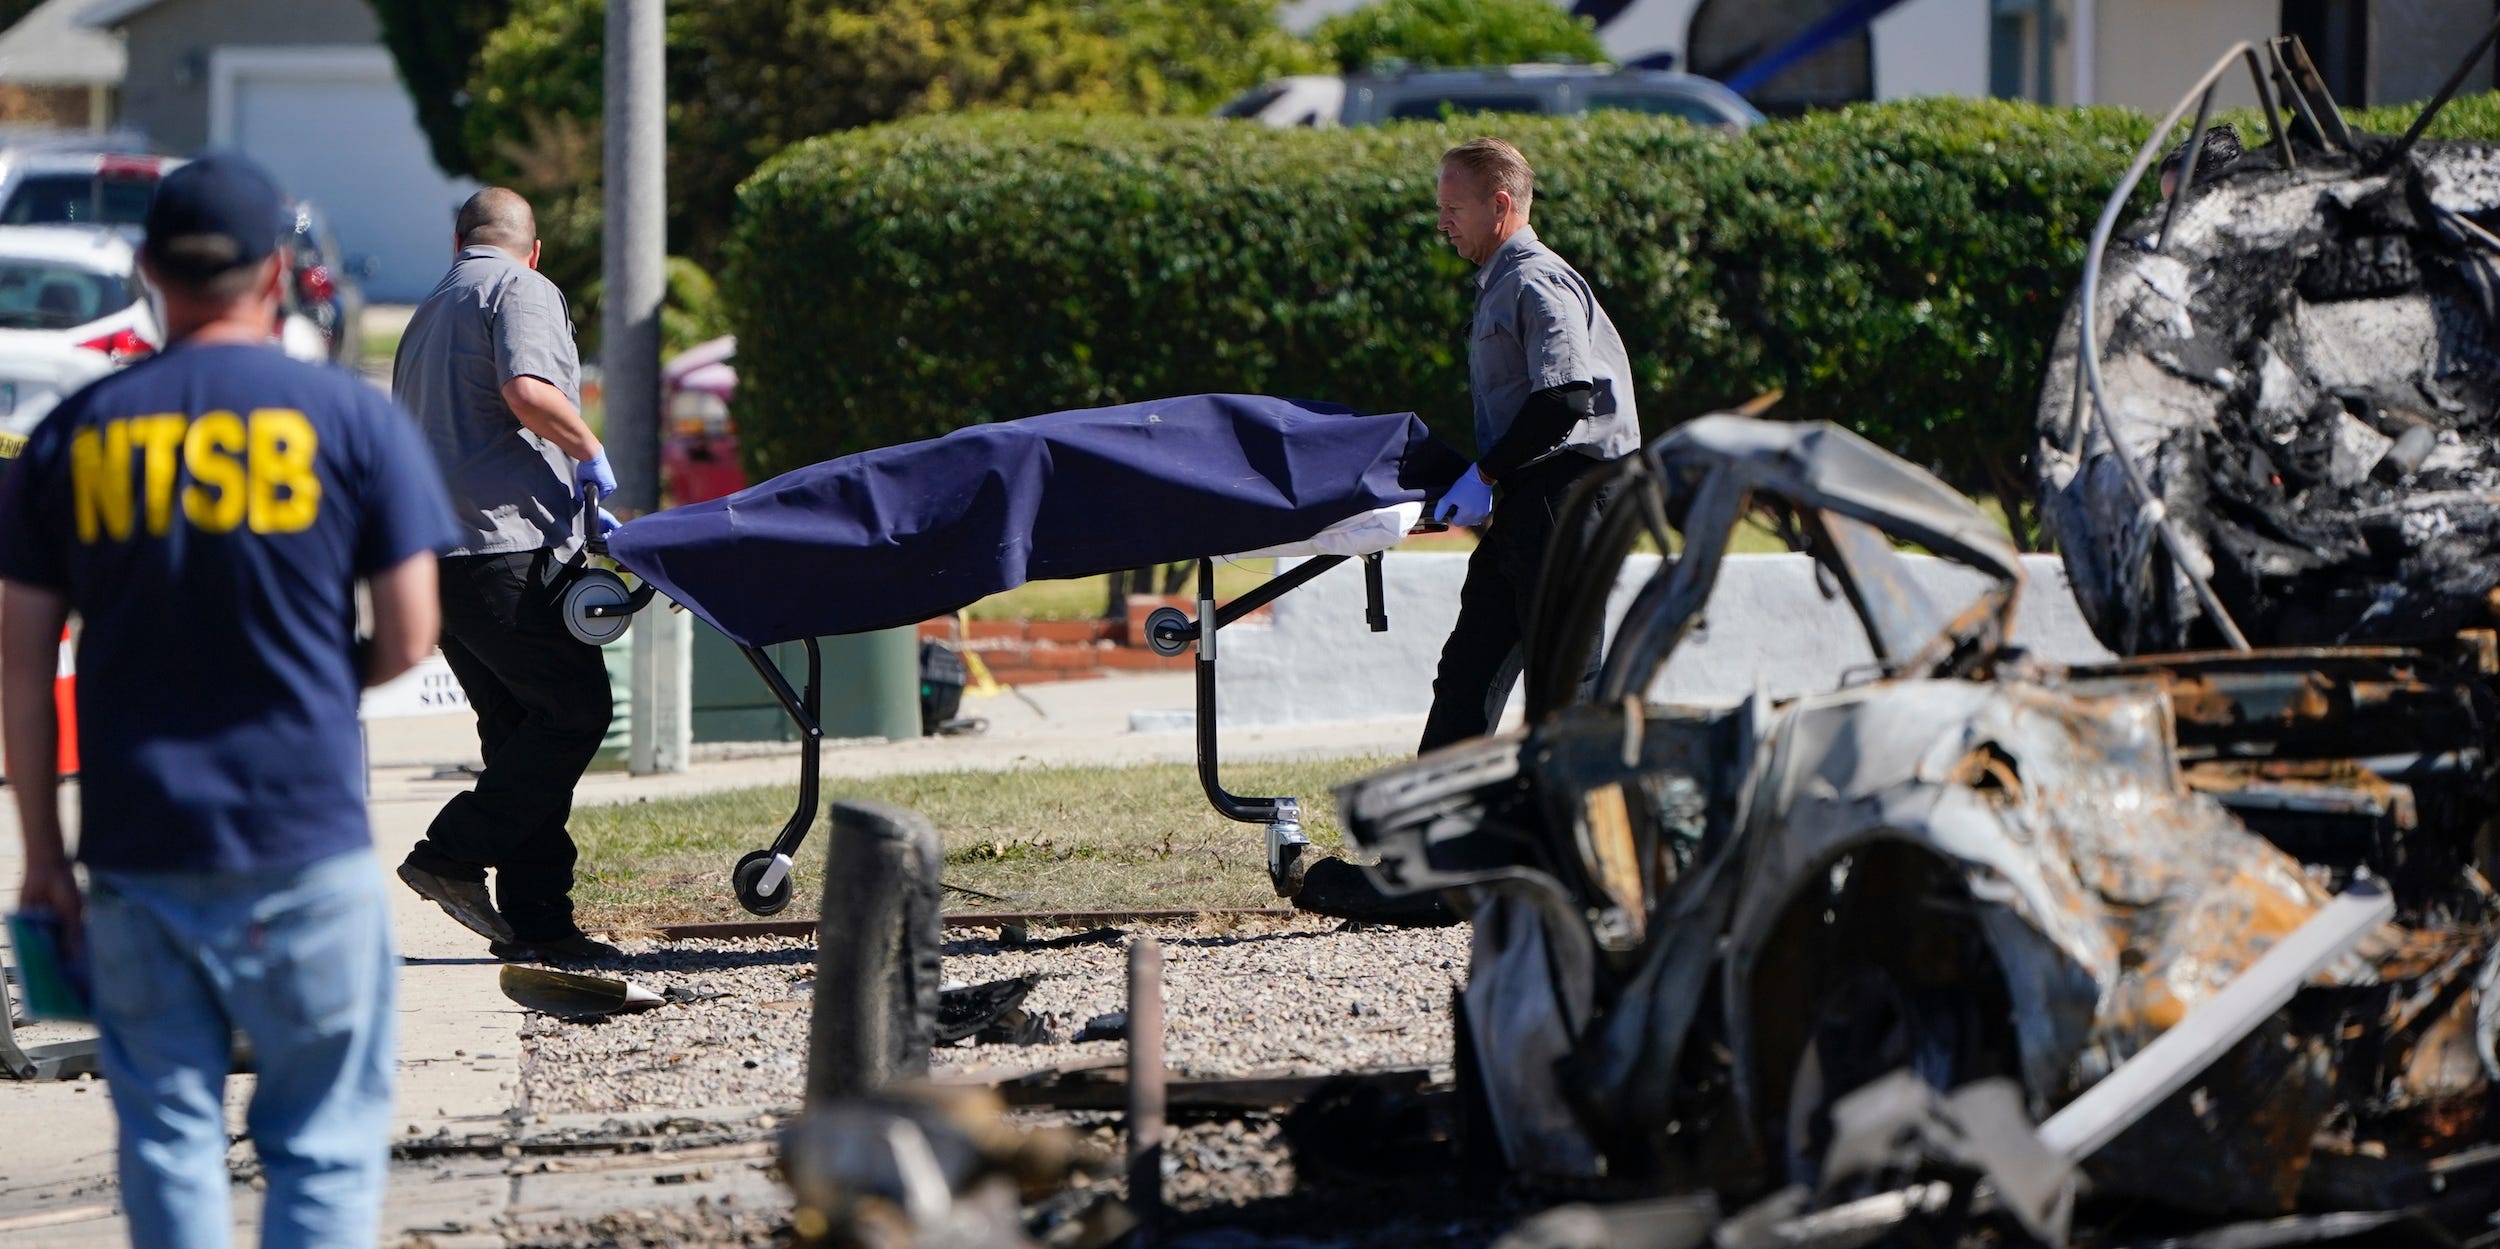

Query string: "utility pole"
[[2070, 0, 2097, 106], [604, 0, 688, 774]]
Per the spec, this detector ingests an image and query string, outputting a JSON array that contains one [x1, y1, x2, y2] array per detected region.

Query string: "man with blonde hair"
[[1295, 138, 1641, 923], [1420, 136, 1638, 751]]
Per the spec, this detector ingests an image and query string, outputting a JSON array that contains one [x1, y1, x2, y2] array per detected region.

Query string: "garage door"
[[216, 47, 479, 303]]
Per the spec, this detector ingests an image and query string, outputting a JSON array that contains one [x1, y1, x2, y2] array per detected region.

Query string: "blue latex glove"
[[577, 449, 616, 500], [597, 507, 621, 538], [1434, 463, 1494, 527]]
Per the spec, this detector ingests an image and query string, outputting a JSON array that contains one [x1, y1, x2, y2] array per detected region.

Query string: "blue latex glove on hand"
[[597, 507, 621, 538], [1435, 464, 1494, 527], [577, 449, 617, 500]]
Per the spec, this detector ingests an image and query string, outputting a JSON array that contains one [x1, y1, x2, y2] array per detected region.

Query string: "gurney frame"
[[1146, 551, 1392, 894], [659, 550, 1393, 915]]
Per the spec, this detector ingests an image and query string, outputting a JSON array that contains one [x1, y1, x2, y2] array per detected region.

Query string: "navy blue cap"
[[142, 153, 286, 282]]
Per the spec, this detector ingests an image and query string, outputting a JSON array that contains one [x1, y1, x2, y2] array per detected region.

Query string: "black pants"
[[1418, 453, 1615, 753], [407, 549, 615, 942]]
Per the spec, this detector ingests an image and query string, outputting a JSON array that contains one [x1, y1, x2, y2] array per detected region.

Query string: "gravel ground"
[[518, 940, 816, 1117], [493, 1201, 787, 1249], [518, 916, 1471, 1117], [503, 916, 1484, 1243], [930, 915, 1471, 1079]]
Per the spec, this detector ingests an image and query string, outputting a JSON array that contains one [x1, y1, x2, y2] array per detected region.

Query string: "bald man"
[[391, 187, 618, 963]]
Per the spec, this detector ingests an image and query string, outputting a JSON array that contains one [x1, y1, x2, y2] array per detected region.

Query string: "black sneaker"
[[1291, 856, 1460, 928], [398, 861, 518, 943], [489, 933, 624, 965]]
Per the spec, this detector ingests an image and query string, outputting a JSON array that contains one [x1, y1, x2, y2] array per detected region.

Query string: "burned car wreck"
[[1339, 414, 2500, 1239], [1337, 38, 2500, 1242]]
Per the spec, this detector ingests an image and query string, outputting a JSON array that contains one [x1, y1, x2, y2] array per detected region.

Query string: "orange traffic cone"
[[52, 626, 74, 777]]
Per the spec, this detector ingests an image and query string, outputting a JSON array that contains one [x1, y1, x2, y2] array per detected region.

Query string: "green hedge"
[[723, 93, 2500, 511]]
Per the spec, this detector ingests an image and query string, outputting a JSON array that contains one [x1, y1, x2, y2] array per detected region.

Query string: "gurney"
[[579, 393, 1465, 915]]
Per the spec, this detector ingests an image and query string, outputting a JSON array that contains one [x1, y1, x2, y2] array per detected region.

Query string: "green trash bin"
[[690, 620, 921, 743], [589, 625, 636, 770]]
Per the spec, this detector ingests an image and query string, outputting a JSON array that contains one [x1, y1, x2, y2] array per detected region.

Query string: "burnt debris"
[[2038, 132, 2500, 653], [1331, 413, 2499, 1245]]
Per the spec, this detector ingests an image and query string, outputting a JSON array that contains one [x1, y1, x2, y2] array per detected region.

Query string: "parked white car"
[[0, 226, 157, 438], [0, 149, 182, 232]]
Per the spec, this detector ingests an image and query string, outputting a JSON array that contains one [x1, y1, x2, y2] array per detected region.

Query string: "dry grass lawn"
[[569, 756, 1396, 929]]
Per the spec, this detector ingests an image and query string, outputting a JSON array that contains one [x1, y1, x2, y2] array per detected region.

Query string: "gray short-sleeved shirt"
[[1469, 226, 1640, 465], [393, 245, 583, 557]]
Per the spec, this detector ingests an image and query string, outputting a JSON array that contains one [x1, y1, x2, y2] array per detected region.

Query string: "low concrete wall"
[[1163, 551, 2115, 731]]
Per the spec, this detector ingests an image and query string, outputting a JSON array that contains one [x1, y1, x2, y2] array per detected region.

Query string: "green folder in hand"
[[6, 909, 92, 1022]]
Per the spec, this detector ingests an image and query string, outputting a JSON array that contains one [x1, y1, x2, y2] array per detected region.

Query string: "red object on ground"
[[53, 627, 74, 776]]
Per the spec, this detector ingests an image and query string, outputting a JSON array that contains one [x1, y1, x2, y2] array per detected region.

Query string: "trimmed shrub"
[[723, 93, 2500, 512]]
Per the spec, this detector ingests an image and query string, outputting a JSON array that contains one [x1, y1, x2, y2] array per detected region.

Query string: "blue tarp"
[[607, 394, 1466, 647]]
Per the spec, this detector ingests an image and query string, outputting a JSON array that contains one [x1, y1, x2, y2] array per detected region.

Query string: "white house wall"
[[1184, 551, 2114, 730], [2081, 0, 2270, 113], [1871, 0, 1991, 100], [209, 46, 480, 302]]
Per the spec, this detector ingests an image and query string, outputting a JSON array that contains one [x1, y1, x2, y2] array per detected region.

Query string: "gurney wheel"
[[733, 849, 794, 916], [560, 569, 634, 647], [1143, 605, 1195, 657]]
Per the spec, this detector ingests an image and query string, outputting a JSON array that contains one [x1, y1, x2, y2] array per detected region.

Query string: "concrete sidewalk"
[[0, 672, 1421, 1246]]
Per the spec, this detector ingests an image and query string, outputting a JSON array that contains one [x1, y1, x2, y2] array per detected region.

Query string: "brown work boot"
[[397, 861, 518, 943]]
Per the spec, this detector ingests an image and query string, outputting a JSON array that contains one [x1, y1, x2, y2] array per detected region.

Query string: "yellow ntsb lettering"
[[245, 409, 319, 534], [69, 409, 321, 543], [181, 413, 247, 533], [130, 414, 186, 536], [70, 419, 136, 542]]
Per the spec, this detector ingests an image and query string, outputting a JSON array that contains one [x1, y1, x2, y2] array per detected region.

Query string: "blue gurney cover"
[[607, 394, 1465, 647]]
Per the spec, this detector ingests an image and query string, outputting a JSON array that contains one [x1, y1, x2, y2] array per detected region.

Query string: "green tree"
[[460, 0, 1320, 285], [1310, 0, 1607, 73], [364, 0, 515, 178]]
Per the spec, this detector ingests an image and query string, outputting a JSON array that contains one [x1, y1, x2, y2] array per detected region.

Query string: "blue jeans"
[[85, 849, 396, 1249]]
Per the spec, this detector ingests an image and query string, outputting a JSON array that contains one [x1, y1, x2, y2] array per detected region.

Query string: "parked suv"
[[1218, 64, 1762, 129]]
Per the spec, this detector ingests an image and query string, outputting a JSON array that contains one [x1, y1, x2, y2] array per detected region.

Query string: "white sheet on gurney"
[[1227, 502, 1423, 560]]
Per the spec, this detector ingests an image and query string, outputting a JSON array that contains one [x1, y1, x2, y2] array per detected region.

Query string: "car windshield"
[[1584, 92, 1733, 124], [0, 260, 132, 329], [1385, 94, 1546, 120], [1, 172, 158, 226]]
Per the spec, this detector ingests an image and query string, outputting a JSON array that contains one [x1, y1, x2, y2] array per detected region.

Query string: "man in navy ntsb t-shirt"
[[0, 154, 458, 1249]]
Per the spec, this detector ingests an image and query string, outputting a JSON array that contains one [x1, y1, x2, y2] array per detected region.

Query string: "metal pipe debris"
[[1128, 936, 1168, 1237], [2073, 41, 2270, 651]]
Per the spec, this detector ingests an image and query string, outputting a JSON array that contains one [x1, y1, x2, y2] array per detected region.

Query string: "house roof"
[[0, 0, 125, 87]]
